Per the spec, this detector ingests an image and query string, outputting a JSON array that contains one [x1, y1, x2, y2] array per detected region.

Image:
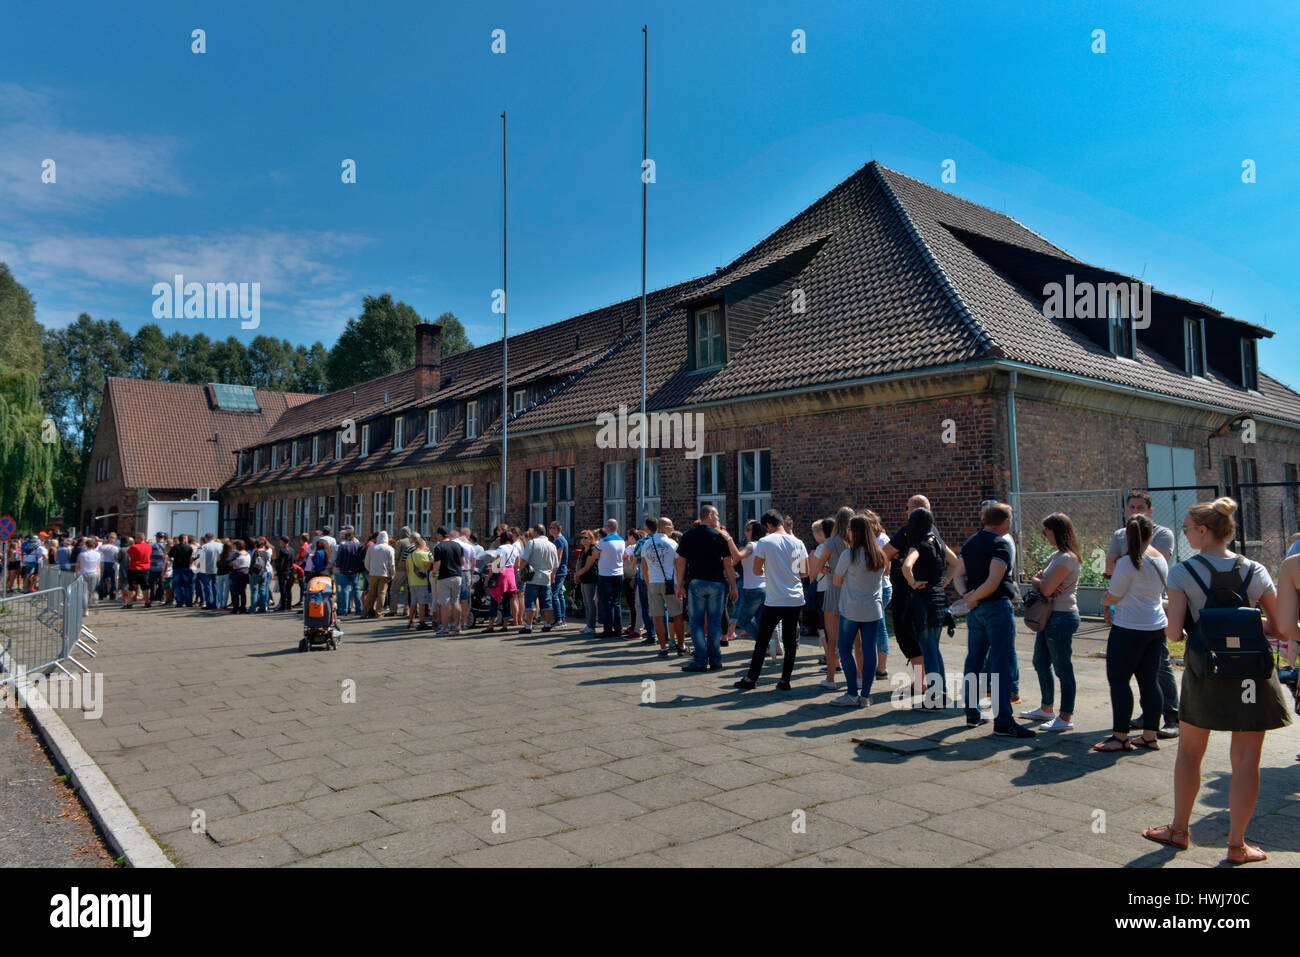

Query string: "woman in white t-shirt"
[[734, 510, 808, 692], [1021, 513, 1082, 731], [1094, 515, 1168, 753], [1143, 498, 1291, 864], [75, 536, 101, 609], [829, 515, 888, 707]]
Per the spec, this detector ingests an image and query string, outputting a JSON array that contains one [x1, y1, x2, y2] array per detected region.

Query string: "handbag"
[[1022, 588, 1052, 632]]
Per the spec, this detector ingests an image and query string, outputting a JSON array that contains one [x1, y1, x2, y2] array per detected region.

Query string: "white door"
[[169, 509, 201, 541], [1145, 443, 1198, 562]]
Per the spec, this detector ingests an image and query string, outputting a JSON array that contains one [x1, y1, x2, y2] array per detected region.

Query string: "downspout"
[[1007, 370, 1022, 579]]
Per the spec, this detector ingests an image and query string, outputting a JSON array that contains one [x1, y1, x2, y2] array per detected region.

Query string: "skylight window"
[[210, 383, 260, 411]]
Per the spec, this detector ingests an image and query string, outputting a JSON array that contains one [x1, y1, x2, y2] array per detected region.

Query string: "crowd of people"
[[7, 489, 1297, 863]]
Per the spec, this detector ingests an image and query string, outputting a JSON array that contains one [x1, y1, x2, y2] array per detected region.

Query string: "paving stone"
[[919, 807, 1054, 850], [540, 792, 649, 827], [631, 801, 752, 843], [550, 822, 672, 863], [281, 810, 400, 857], [851, 824, 992, 866], [543, 766, 637, 799], [205, 805, 317, 846], [874, 782, 992, 815], [362, 822, 482, 866], [614, 772, 722, 810], [779, 845, 899, 868], [451, 837, 588, 868], [374, 795, 479, 830], [288, 844, 383, 867], [815, 795, 930, 833], [654, 832, 789, 868]]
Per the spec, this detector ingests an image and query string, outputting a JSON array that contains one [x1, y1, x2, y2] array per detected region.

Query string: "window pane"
[[759, 450, 771, 492], [740, 451, 754, 493]]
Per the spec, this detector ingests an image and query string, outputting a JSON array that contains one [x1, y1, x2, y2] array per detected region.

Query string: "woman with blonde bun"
[[1142, 498, 1291, 864]]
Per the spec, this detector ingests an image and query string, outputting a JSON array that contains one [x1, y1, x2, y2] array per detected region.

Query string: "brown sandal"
[[1142, 823, 1190, 850], [1131, 736, 1160, 751], [1226, 842, 1267, 864]]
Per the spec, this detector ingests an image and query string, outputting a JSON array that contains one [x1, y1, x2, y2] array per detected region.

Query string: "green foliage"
[[1021, 530, 1110, 588], [326, 297, 473, 391], [0, 363, 57, 527], [434, 311, 473, 358]]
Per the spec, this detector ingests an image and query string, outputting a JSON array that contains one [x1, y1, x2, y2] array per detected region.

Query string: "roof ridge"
[[869, 161, 1073, 259], [868, 163, 1002, 361]]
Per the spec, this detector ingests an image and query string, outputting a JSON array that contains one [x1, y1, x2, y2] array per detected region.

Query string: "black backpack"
[[1182, 555, 1273, 679], [251, 550, 267, 575]]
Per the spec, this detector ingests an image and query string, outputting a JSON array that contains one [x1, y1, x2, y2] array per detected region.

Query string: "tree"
[[211, 336, 251, 384], [326, 294, 422, 390], [0, 265, 56, 527], [296, 342, 330, 393], [434, 311, 473, 357], [125, 323, 171, 380]]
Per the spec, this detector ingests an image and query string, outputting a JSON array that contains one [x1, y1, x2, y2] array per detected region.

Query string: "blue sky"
[[3, 0, 1297, 385]]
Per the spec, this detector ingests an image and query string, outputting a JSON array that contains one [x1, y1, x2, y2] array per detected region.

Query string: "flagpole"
[[638, 25, 648, 527], [500, 110, 508, 532]]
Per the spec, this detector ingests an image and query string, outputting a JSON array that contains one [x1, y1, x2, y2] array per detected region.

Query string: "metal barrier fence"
[[0, 566, 96, 685], [1009, 489, 1124, 586], [1235, 481, 1300, 568]]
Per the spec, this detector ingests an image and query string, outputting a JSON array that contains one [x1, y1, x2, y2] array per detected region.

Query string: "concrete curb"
[[7, 665, 173, 868]]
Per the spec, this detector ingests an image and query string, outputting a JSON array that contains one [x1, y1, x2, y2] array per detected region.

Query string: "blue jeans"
[[596, 575, 622, 634], [551, 567, 567, 621], [687, 580, 726, 667], [917, 623, 945, 700], [637, 578, 652, 633], [196, 572, 214, 607], [173, 568, 194, 607], [524, 581, 552, 613], [878, 581, 893, 654], [335, 571, 361, 615], [963, 599, 1015, 727], [249, 573, 268, 612], [1034, 610, 1079, 714], [734, 587, 765, 637], [215, 574, 230, 609], [838, 618, 884, 697]]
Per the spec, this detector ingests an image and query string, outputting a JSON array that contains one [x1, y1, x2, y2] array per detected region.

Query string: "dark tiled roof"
[[106, 378, 311, 490], [225, 159, 1300, 493]]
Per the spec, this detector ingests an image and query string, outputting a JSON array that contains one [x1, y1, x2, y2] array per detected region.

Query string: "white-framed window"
[[697, 452, 726, 517], [528, 470, 548, 527], [1242, 337, 1259, 391], [317, 496, 327, 527], [443, 486, 457, 529], [354, 493, 364, 533], [393, 416, 405, 452], [555, 468, 574, 542], [513, 389, 526, 414], [384, 491, 394, 534], [1184, 317, 1206, 378], [420, 487, 431, 538], [488, 482, 501, 537], [603, 462, 626, 527], [640, 458, 661, 526], [466, 400, 480, 439], [312, 435, 320, 465], [327, 495, 336, 531], [360, 424, 370, 458], [426, 409, 438, 446], [1106, 288, 1136, 360], [693, 304, 724, 369], [292, 441, 299, 467], [738, 448, 772, 529], [372, 492, 382, 535], [335, 430, 343, 460], [253, 448, 261, 472], [270, 445, 278, 470], [460, 485, 472, 530], [405, 488, 417, 530]]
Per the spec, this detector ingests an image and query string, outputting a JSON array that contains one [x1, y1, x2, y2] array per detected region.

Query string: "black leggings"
[[231, 571, 249, 613], [746, 605, 802, 683], [1105, 625, 1165, 734]]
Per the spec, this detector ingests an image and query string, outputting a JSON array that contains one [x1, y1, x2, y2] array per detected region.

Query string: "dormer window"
[[393, 416, 404, 452], [311, 435, 320, 465], [1106, 288, 1135, 360], [360, 424, 370, 458], [426, 409, 438, 446], [253, 448, 261, 472], [513, 389, 526, 414], [1242, 338, 1259, 391], [466, 400, 480, 439], [693, 304, 725, 370], [291, 441, 299, 467], [335, 430, 343, 460], [1184, 317, 1206, 378]]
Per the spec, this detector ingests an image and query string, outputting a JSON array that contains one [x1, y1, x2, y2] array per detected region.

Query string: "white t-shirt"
[[97, 542, 119, 564], [232, 550, 251, 572], [814, 541, 831, 592], [740, 543, 765, 589], [1108, 553, 1169, 630], [752, 532, 808, 607], [596, 535, 626, 576], [641, 534, 678, 584], [76, 549, 101, 575], [497, 542, 522, 569], [1167, 553, 1275, 621], [199, 540, 223, 575]]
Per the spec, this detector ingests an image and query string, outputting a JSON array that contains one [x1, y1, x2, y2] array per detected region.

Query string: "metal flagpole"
[[638, 25, 648, 526], [500, 110, 508, 532]]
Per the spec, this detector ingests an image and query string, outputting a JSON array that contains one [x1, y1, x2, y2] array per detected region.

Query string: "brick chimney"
[[414, 323, 442, 398]]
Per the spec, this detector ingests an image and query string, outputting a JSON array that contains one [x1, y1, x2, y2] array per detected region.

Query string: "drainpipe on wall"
[[1007, 370, 1022, 570]]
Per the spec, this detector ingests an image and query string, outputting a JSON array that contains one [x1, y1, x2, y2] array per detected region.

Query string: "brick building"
[[211, 160, 1300, 561], [79, 379, 313, 536]]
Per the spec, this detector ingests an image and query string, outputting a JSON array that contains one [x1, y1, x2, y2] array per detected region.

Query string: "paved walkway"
[[46, 604, 1300, 867]]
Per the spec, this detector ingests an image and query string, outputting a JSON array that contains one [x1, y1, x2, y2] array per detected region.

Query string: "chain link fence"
[[1009, 489, 1124, 587], [1235, 482, 1300, 568]]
